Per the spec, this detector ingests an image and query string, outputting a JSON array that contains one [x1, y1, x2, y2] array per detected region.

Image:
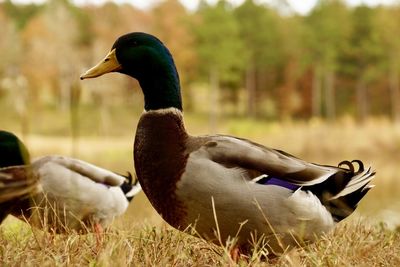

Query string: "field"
[[1, 105, 400, 266]]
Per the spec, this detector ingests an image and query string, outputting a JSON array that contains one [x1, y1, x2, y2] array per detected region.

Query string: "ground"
[[1, 107, 400, 265]]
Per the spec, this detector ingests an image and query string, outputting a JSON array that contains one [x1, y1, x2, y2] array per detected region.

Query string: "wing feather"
[[32, 156, 125, 186], [200, 135, 340, 185]]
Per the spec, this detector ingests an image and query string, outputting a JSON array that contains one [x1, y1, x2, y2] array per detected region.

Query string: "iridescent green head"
[[0, 131, 30, 168], [81, 32, 182, 111]]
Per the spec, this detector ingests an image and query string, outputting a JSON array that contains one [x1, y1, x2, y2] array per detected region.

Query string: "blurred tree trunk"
[[70, 81, 81, 157], [356, 79, 368, 123], [312, 66, 322, 118], [389, 63, 400, 124], [246, 64, 256, 117], [60, 81, 70, 112], [325, 70, 336, 121], [11, 75, 30, 139], [182, 84, 194, 112], [278, 60, 296, 121], [209, 67, 219, 133]]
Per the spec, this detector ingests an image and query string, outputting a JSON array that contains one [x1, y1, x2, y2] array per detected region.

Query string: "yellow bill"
[[80, 49, 122, 80]]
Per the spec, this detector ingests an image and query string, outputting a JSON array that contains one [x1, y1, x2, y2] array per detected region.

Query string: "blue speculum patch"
[[255, 175, 300, 191]]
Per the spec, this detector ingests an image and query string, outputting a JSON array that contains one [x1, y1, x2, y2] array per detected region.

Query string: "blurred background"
[[0, 0, 399, 228]]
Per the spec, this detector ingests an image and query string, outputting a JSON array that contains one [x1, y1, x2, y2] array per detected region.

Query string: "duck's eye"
[[104, 58, 110, 62]]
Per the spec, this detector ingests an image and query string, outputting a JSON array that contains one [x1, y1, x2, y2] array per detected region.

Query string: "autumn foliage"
[[1, 0, 400, 123]]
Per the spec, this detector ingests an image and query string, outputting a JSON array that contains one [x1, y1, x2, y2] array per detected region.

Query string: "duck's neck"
[[138, 64, 183, 111], [137, 108, 187, 136]]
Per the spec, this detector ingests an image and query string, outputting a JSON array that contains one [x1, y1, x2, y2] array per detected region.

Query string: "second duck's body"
[[0, 131, 141, 232], [21, 155, 136, 232]]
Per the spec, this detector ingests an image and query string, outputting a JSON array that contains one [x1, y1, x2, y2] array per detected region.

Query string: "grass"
[[0, 218, 399, 266], [1, 103, 400, 265]]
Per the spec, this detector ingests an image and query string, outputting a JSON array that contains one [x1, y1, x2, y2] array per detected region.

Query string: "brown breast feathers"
[[134, 109, 189, 228]]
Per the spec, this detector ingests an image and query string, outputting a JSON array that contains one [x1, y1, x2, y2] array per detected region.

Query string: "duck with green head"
[[0, 130, 141, 232], [0, 131, 38, 219], [81, 32, 375, 255]]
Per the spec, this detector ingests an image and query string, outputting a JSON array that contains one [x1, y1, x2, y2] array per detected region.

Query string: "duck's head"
[[81, 32, 182, 111], [0, 131, 30, 168]]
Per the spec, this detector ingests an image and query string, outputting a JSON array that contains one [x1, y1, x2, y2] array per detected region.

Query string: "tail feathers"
[[307, 160, 375, 222], [119, 172, 142, 201], [331, 166, 375, 200], [328, 165, 375, 222], [326, 184, 372, 222], [125, 183, 142, 199]]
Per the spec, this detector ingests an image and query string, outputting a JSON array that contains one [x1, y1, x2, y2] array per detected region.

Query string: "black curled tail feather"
[[303, 160, 375, 222], [118, 172, 141, 202], [119, 172, 134, 200]]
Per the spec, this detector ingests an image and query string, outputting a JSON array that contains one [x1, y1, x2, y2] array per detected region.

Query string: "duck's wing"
[[197, 135, 371, 187], [32, 156, 125, 186], [0, 165, 39, 203]]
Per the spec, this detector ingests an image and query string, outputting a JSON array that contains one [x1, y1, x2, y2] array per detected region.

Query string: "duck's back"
[[15, 157, 128, 232]]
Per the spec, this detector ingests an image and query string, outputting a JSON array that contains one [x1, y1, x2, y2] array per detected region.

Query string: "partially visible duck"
[[0, 130, 141, 232], [80, 32, 375, 255], [0, 166, 39, 221]]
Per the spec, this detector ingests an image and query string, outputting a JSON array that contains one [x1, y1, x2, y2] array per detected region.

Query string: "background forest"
[[2, 0, 400, 130]]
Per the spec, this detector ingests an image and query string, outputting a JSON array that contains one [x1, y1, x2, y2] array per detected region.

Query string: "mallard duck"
[[0, 130, 141, 232], [0, 166, 39, 220], [80, 32, 375, 255]]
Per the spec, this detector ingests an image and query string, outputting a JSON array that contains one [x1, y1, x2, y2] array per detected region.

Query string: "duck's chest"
[[134, 111, 188, 227]]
